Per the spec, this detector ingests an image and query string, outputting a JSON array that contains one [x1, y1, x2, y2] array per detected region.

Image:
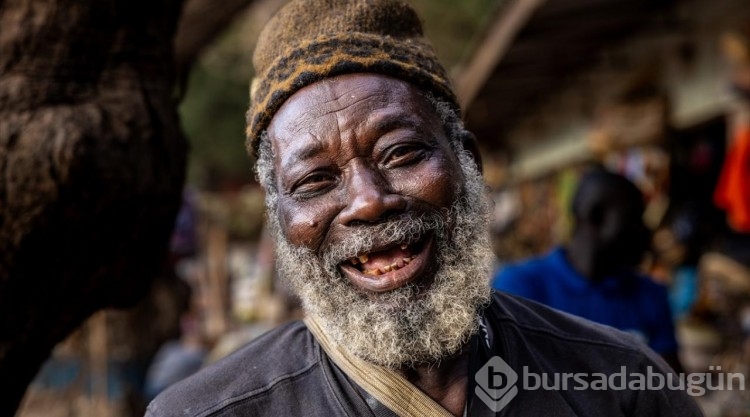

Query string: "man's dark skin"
[[565, 171, 682, 372], [266, 73, 479, 416]]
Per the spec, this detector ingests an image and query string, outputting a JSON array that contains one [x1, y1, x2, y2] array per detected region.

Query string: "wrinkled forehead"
[[265, 73, 442, 150]]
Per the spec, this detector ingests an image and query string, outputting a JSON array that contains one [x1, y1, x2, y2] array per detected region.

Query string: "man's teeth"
[[360, 255, 418, 276]]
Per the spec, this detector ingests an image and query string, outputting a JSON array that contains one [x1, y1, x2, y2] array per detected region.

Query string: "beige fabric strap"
[[304, 316, 454, 417]]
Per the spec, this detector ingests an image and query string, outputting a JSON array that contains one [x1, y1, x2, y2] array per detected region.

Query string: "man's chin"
[[313, 280, 485, 368], [361, 293, 421, 313]]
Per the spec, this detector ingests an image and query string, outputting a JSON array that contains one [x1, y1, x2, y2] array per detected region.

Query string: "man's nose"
[[338, 164, 407, 226]]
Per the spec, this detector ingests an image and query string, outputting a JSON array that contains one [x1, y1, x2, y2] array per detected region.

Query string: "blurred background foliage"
[[179, 0, 502, 190]]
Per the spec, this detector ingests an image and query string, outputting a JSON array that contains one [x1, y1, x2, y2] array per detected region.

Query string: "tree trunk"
[[0, 0, 188, 413]]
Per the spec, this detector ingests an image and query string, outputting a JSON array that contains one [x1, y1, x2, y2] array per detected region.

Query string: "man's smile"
[[338, 236, 435, 293]]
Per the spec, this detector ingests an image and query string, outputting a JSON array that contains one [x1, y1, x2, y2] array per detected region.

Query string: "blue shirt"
[[493, 247, 678, 355]]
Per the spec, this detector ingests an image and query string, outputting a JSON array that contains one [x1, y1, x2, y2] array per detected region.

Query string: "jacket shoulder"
[[146, 320, 320, 417]]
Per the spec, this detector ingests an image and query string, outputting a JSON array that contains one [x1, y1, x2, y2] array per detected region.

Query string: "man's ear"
[[459, 130, 483, 173]]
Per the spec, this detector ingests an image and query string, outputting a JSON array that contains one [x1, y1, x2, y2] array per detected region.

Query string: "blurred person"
[[146, 1, 700, 416], [144, 307, 208, 403], [494, 169, 680, 369]]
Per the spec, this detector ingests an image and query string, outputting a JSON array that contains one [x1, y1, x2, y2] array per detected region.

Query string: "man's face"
[[262, 73, 493, 367], [268, 73, 464, 293]]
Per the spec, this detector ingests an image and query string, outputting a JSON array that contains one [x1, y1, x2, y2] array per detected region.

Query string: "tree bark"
[[0, 0, 188, 413]]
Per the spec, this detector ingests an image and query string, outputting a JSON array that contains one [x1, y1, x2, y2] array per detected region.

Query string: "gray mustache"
[[322, 212, 446, 267]]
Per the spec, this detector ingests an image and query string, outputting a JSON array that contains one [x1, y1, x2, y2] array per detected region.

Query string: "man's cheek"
[[278, 204, 326, 249], [392, 161, 461, 208]]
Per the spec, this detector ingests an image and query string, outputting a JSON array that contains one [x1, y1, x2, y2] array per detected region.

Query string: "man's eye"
[[384, 145, 426, 166], [293, 172, 336, 196]]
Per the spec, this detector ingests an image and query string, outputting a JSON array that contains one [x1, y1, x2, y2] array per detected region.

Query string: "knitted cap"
[[246, 0, 459, 156]]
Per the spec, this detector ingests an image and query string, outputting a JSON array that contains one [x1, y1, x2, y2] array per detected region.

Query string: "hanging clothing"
[[714, 126, 750, 232]]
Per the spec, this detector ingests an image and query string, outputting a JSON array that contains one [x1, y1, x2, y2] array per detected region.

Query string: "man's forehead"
[[266, 73, 437, 144], [284, 75, 423, 112]]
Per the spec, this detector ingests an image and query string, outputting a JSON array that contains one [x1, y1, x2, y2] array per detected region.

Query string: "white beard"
[[269, 150, 494, 368]]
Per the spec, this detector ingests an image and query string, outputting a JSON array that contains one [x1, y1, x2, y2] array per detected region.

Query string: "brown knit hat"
[[246, 0, 459, 156]]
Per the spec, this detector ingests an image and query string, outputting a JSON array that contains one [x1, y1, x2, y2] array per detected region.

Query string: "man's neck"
[[397, 349, 470, 417]]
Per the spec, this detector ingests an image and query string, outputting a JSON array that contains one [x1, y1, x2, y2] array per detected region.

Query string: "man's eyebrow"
[[283, 140, 326, 168], [370, 116, 420, 134], [280, 116, 423, 170]]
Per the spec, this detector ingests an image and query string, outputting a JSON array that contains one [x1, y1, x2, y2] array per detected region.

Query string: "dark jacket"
[[146, 292, 703, 416]]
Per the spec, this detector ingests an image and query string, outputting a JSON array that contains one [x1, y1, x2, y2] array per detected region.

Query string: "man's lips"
[[338, 237, 434, 293]]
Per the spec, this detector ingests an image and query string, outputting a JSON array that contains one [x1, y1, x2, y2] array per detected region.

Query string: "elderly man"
[[147, 0, 703, 416]]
